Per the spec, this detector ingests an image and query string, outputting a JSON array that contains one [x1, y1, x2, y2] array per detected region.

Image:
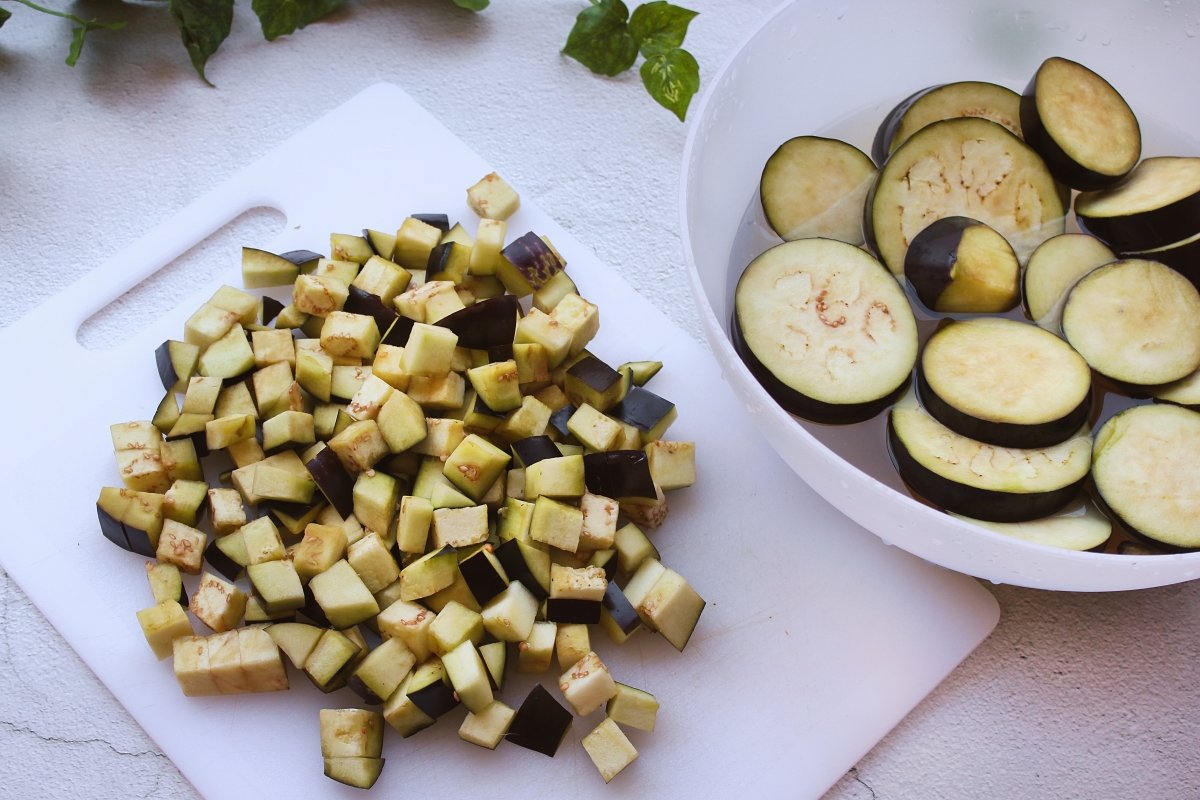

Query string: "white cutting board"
[[0, 83, 998, 799]]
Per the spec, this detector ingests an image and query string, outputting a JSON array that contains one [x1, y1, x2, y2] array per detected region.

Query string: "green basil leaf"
[[629, 1, 697, 58], [452, 0, 489, 10], [168, 0, 233, 85], [640, 46, 699, 121], [0, 7, 11, 28], [562, 0, 638, 77], [252, 0, 344, 42]]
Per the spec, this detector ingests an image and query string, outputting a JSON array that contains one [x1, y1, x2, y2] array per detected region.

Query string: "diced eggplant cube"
[[620, 481, 668, 530], [305, 446, 357, 518], [459, 547, 510, 606], [644, 440, 696, 490], [376, 599, 436, 663], [248, 560, 305, 613], [292, 274, 349, 317], [567, 404, 622, 451], [495, 395, 554, 443], [498, 232, 563, 297], [327, 419, 389, 474], [330, 233, 374, 265], [136, 601, 194, 660], [637, 567, 706, 652], [516, 620, 557, 674], [507, 683, 572, 757], [606, 682, 658, 732], [428, 600, 484, 655], [479, 640, 508, 691], [189, 572, 247, 632], [197, 324, 255, 382], [347, 532, 400, 594], [431, 504, 489, 549], [393, 216, 443, 270], [156, 519, 207, 575], [320, 311, 380, 360], [344, 284, 403, 338], [530, 495, 583, 553], [442, 640, 494, 713], [555, 623, 591, 670], [184, 302, 239, 348], [434, 295, 520, 349], [581, 717, 638, 783], [515, 308, 572, 368], [172, 636, 219, 697], [467, 172, 520, 220], [97, 502, 132, 552], [348, 637, 417, 705], [459, 700, 516, 750], [309, 559, 381, 629], [406, 658, 460, 718], [266, 621, 324, 669], [583, 450, 657, 503], [155, 339, 200, 392], [611, 387, 677, 443], [320, 708, 384, 758], [564, 355, 625, 413], [579, 492, 618, 551], [559, 650, 617, 716], [398, 545, 458, 601], [511, 435, 560, 469], [292, 523, 348, 582], [550, 564, 607, 601], [304, 628, 362, 691], [382, 672, 436, 737], [146, 561, 187, 605], [526, 455, 586, 500], [481, 579, 539, 643]]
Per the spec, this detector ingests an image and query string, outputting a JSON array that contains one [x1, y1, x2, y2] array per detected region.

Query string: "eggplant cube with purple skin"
[[498, 232, 565, 297], [565, 356, 626, 413], [507, 683, 572, 757]]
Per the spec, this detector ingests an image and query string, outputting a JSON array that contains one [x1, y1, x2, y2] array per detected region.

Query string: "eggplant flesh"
[[887, 404, 1091, 523], [1074, 157, 1200, 252], [1061, 259, 1200, 387], [949, 500, 1111, 552], [917, 317, 1092, 448], [871, 81, 1022, 166], [865, 116, 1065, 275], [759, 135, 876, 245], [1022, 233, 1116, 328], [903, 216, 1019, 313], [1092, 404, 1200, 549], [733, 238, 918, 424], [1020, 56, 1140, 192]]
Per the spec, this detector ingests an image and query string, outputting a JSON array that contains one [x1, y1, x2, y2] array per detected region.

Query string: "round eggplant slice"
[[1022, 233, 1115, 329], [904, 216, 1020, 313], [732, 239, 918, 424], [759, 136, 876, 245], [949, 499, 1111, 552], [1062, 258, 1200, 387], [887, 402, 1091, 523], [918, 318, 1091, 448], [1075, 157, 1200, 252], [871, 81, 1023, 166], [1092, 404, 1200, 549], [865, 117, 1066, 276], [1020, 57, 1140, 191], [1152, 366, 1200, 409]]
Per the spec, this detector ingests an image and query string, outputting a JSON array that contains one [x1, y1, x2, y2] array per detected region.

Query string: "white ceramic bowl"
[[681, 0, 1200, 591]]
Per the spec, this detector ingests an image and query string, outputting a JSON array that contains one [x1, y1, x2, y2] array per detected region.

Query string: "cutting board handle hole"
[[76, 206, 287, 351]]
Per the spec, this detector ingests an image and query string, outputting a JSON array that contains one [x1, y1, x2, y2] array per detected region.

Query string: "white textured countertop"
[[2, 1, 1199, 798]]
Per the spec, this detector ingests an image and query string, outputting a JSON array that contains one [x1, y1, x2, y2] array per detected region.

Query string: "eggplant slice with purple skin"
[[1061, 258, 1200, 387], [865, 116, 1066, 276], [1121, 230, 1200, 289], [1075, 157, 1200, 252], [903, 215, 1020, 313], [1092, 403, 1200, 550], [1020, 56, 1141, 192], [732, 238, 918, 424], [1022, 233, 1116, 329], [917, 317, 1092, 449], [949, 499, 1112, 552], [871, 80, 1023, 166], [887, 397, 1092, 523], [759, 135, 876, 246]]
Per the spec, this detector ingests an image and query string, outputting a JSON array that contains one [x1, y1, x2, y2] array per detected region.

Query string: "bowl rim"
[[677, 0, 1200, 591]]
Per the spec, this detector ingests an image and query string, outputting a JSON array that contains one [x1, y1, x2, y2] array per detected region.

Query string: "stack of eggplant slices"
[[734, 55, 1200, 554]]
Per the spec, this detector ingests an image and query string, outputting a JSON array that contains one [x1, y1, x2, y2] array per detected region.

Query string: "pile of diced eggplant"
[[97, 171, 704, 788], [737, 55, 1200, 553]]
